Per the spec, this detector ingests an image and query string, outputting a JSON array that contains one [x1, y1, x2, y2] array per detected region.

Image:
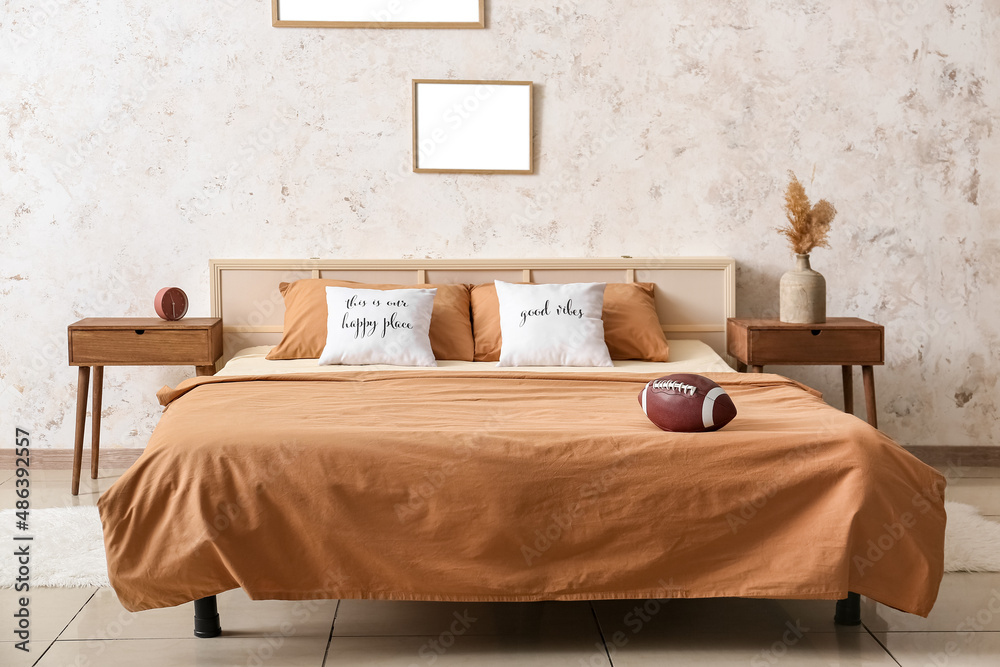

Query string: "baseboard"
[[0, 448, 143, 470], [904, 446, 1000, 467], [1, 446, 997, 470]]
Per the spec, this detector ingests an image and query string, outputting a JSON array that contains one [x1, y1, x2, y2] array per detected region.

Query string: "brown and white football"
[[638, 373, 738, 432]]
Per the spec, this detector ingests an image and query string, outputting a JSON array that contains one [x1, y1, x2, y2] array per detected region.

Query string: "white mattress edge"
[[215, 340, 736, 376]]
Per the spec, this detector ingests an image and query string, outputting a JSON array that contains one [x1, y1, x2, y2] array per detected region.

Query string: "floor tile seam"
[[320, 599, 340, 667], [327, 631, 606, 638], [589, 601, 615, 666], [51, 635, 343, 641], [863, 623, 904, 667], [51, 589, 98, 643], [30, 637, 58, 667], [863, 630, 1000, 634]]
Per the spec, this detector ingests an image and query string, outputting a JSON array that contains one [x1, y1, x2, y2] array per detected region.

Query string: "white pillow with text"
[[318, 287, 437, 366], [494, 281, 613, 367]]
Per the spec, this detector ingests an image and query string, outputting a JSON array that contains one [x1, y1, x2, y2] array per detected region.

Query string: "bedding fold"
[[100, 371, 945, 616]]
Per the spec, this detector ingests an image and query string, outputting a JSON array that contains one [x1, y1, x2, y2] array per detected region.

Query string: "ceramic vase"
[[779, 254, 826, 323]]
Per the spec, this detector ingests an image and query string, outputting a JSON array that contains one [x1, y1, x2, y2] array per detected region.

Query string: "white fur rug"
[[2, 502, 999, 588], [940, 501, 1000, 572], [0, 506, 110, 587]]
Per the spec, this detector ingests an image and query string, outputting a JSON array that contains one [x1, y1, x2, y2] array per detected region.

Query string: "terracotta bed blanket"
[[98, 371, 945, 615]]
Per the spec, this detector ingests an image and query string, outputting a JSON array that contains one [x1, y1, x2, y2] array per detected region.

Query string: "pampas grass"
[[778, 171, 837, 255]]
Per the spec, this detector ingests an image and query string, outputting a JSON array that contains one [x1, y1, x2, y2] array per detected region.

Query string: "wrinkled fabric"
[[99, 371, 945, 616]]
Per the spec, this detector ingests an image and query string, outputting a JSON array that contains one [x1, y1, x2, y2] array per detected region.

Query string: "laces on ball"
[[651, 379, 697, 396]]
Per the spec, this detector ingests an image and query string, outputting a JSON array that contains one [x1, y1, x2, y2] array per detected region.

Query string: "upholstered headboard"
[[209, 257, 736, 365]]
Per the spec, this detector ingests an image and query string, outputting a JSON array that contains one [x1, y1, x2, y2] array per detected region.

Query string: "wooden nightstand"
[[726, 317, 885, 428], [67, 317, 223, 495]]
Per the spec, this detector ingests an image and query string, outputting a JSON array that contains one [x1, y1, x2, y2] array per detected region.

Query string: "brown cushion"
[[471, 282, 669, 362], [470, 283, 510, 362], [267, 280, 473, 361], [601, 283, 671, 361]]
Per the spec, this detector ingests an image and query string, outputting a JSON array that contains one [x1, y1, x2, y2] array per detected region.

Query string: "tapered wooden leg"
[[862, 365, 877, 428], [841, 365, 854, 415], [90, 366, 103, 479], [194, 596, 222, 638], [195, 365, 215, 377], [72, 366, 91, 496], [751, 365, 764, 373]]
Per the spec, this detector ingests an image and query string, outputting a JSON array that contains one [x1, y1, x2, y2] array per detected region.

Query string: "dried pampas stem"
[[777, 171, 837, 255]]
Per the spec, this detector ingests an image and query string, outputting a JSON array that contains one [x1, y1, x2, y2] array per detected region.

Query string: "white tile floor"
[[1, 466, 998, 666]]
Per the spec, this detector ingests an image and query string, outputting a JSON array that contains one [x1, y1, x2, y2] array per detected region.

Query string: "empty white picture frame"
[[412, 80, 534, 174], [272, 0, 485, 29]]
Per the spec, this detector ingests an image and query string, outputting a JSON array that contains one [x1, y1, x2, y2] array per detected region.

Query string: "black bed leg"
[[834, 592, 861, 626], [194, 595, 222, 638]]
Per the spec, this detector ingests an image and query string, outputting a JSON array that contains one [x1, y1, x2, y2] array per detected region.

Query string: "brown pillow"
[[601, 283, 671, 361], [267, 280, 474, 361], [470, 282, 669, 362], [470, 283, 511, 362]]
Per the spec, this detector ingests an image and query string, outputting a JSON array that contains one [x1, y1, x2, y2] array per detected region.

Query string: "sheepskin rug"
[[940, 501, 1000, 572], [1, 506, 110, 587]]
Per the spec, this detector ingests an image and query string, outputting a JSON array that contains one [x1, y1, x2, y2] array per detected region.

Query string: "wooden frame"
[[208, 257, 736, 365], [412, 80, 534, 174], [272, 0, 485, 29]]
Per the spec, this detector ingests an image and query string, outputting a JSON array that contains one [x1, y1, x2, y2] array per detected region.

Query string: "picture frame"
[[272, 0, 485, 29], [412, 80, 534, 175]]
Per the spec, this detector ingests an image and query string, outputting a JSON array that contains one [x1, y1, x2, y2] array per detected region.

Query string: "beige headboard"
[[209, 257, 736, 365]]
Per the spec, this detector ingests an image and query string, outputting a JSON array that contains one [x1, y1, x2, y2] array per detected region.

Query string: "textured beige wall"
[[1, 1, 997, 450]]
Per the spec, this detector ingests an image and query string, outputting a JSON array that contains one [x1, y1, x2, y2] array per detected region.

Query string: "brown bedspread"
[[98, 371, 945, 615]]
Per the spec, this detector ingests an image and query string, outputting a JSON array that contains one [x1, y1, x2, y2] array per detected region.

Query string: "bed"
[[97, 258, 946, 637]]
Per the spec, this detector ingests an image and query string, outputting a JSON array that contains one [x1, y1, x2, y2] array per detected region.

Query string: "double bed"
[[97, 258, 946, 636]]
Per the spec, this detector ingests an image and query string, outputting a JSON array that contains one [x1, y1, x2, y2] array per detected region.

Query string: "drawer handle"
[[811, 330, 822, 336], [134, 329, 145, 335]]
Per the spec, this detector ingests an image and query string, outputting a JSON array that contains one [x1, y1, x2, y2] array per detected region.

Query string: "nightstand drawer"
[[69, 328, 215, 365], [748, 327, 883, 365]]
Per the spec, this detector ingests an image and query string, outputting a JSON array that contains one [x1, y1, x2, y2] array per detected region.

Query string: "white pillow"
[[318, 287, 437, 367], [494, 281, 613, 367]]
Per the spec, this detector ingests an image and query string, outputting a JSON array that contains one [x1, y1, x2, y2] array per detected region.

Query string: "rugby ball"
[[638, 373, 737, 432]]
